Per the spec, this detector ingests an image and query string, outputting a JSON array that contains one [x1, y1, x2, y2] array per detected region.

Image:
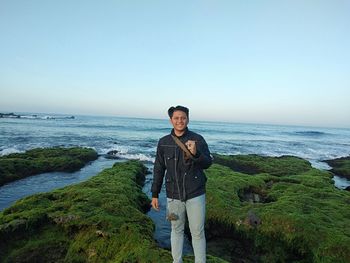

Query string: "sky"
[[0, 0, 349, 128]]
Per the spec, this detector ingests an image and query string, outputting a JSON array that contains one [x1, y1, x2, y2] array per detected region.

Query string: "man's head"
[[168, 105, 189, 135], [168, 105, 189, 119]]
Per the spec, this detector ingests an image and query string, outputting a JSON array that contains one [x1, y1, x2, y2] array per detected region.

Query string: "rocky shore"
[[0, 112, 75, 119], [206, 154, 350, 262], [324, 156, 350, 180], [0, 153, 349, 262], [0, 161, 224, 263], [0, 113, 21, 118], [0, 147, 98, 186]]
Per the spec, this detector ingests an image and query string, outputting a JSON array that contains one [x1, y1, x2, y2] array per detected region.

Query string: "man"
[[151, 105, 212, 263]]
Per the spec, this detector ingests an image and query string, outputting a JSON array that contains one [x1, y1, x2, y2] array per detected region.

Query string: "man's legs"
[[167, 198, 186, 263], [186, 194, 206, 263]]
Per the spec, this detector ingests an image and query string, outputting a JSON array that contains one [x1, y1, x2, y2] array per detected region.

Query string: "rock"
[[96, 230, 108, 237], [0, 147, 98, 186], [205, 154, 350, 261], [105, 150, 120, 159], [0, 112, 20, 118], [107, 150, 119, 155], [239, 188, 268, 203], [87, 248, 97, 259], [0, 161, 176, 263], [323, 156, 350, 179], [52, 214, 79, 224], [244, 210, 261, 227], [0, 219, 27, 233]]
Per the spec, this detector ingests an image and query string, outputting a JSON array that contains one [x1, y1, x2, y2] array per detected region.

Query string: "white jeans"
[[167, 194, 206, 263]]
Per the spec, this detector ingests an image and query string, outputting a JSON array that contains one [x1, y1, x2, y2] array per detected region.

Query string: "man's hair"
[[168, 105, 189, 118]]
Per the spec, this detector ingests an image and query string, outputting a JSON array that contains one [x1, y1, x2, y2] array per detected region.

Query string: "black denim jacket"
[[151, 128, 212, 201]]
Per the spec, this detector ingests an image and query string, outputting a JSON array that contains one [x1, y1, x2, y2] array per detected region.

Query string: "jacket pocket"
[[165, 152, 175, 167], [165, 172, 172, 184], [193, 170, 206, 186]]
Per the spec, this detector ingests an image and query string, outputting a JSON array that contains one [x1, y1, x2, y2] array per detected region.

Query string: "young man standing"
[[151, 105, 212, 263]]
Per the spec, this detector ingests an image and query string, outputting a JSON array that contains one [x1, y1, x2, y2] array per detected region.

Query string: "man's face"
[[170, 110, 189, 132]]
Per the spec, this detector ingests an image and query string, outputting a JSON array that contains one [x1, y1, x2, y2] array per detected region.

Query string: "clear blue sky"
[[0, 1, 349, 128]]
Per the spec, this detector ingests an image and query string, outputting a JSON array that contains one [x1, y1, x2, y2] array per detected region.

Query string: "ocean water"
[[1, 113, 350, 252], [2, 114, 350, 167]]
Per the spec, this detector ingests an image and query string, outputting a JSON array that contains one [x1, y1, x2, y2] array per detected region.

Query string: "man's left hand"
[[185, 140, 197, 155]]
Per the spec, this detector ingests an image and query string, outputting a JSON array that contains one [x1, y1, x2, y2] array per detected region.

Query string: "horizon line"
[[1, 109, 349, 130]]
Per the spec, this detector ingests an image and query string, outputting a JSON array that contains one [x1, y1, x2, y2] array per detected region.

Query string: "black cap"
[[168, 105, 189, 118]]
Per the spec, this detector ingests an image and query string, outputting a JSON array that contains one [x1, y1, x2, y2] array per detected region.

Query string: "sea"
[[1, 113, 350, 253]]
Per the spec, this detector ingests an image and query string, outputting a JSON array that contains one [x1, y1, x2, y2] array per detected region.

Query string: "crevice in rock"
[[238, 186, 275, 203], [205, 218, 312, 263]]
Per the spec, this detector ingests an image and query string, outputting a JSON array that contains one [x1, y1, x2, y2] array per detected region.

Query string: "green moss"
[[213, 153, 312, 176], [206, 155, 350, 263], [0, 160, 225, 262], [0, 161, 170, 262], [324, 156, 350, 179], [0, 147, 98, 186], [5, 153, 344, 262]]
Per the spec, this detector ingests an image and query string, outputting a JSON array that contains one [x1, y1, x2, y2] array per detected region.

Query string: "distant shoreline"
[[0, 112, 75, 120]]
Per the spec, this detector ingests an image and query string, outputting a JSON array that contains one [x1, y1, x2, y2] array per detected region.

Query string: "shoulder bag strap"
[[171, 135, 195, 160]]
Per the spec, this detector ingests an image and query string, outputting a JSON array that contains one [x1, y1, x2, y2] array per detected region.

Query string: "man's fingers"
[[185, 140, 197, 155], [152, 198, 159, 211]]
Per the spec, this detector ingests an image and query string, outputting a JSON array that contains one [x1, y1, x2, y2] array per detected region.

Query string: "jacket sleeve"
[[151, 141, 166, 198], [192, 136, 212, 169]]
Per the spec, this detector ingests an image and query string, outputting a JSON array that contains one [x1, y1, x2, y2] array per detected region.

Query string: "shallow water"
[[333, 175, 350, 189], [0, 157, 117, 210]]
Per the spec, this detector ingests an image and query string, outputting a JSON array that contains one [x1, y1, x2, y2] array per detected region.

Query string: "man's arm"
[[151, 141, 166, 199]]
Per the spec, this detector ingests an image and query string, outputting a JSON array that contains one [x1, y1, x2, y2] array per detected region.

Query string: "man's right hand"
[[151, 197, 159, 211]]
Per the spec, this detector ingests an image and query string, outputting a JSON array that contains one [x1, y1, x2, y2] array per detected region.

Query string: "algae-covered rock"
[[0, 161, 172, 262], [0, 147, 98, 186], [0, 160, 225, 263], [206, 154, 350, 263], [324, 156, 350, 179], [212, 153, 311, 176]]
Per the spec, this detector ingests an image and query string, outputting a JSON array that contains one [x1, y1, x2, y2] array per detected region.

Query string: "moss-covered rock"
[[206, 154, 350, 263], [324, 156, 350, 179], [5, 153, 346, 262], [0, 147, 98, 186], [0, 160, 225, 263], [0, 161, 169, 262], [212, 153, 311, 176]]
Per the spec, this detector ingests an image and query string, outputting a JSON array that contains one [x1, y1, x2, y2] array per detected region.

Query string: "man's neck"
[[174, 130, 185, 137], [172, 127, 188, 137]]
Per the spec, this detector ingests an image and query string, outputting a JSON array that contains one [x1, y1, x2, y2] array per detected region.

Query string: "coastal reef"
[[205, 154, 350, 262], [0, 147, 98, 186], [0, 113, 20, 118], [1, 154, 349, 262], [324, 156, 350, 179], [0, 112, 75, 119], [0, 161, 171, 262], [0, 161, 225, 263]]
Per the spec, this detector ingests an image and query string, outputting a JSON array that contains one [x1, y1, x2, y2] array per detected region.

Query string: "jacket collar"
[[171, 127, 189, 139]]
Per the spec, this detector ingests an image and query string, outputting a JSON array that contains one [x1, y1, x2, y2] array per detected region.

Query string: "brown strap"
[[171, 135, 195, 160]]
